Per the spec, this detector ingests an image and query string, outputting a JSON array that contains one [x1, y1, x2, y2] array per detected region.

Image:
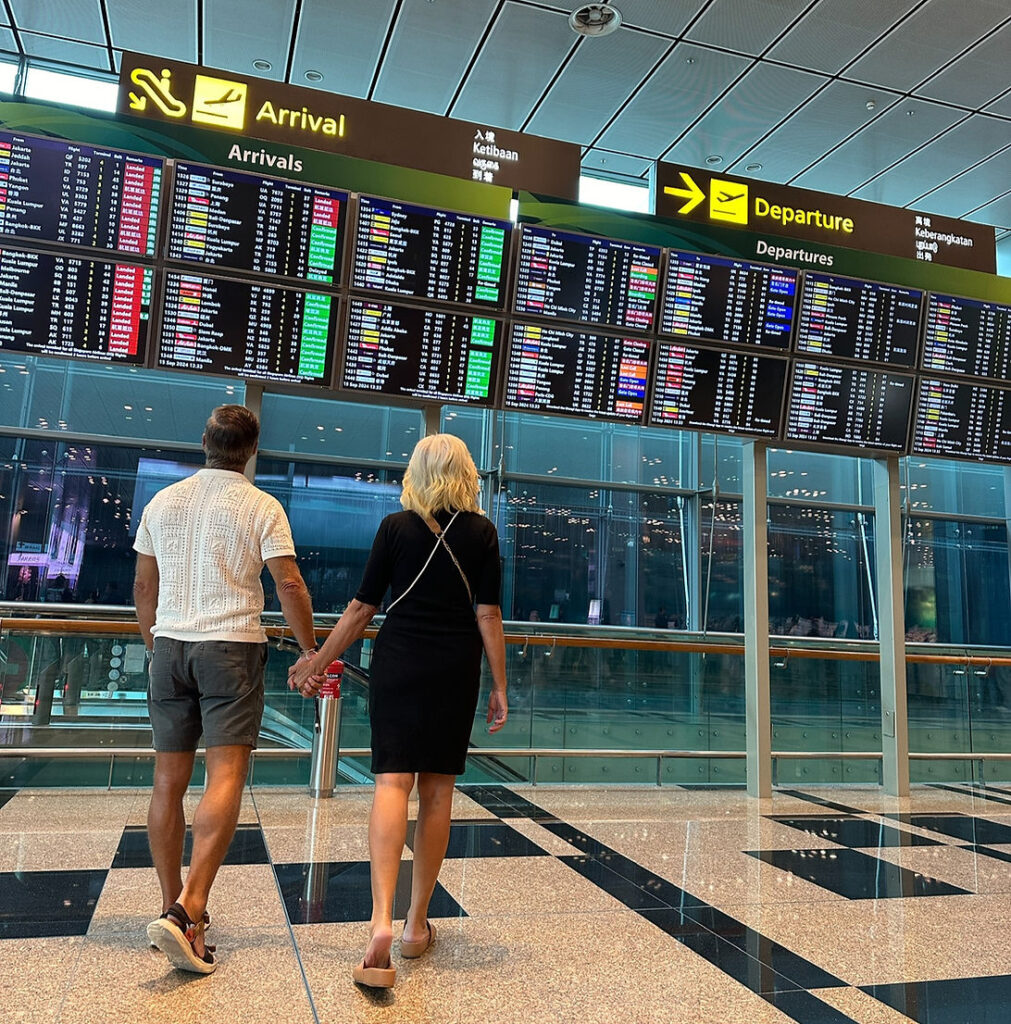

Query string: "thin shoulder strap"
[[384, 510, 461, 615]]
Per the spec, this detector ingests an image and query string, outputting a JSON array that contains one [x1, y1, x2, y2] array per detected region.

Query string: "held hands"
[[486, 687, 508, 733], [288, 650, 325, 699]]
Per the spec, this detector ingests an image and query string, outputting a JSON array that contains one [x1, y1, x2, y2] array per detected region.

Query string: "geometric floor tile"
[[771, 816, 941, 848], [0, 869, 107, 938], [111, 824, 269, 868], [861, 974, 1011, 1023], [272, 859, 466, 924], [896, 815, 1011, 846], [747, 848, 972, 899], [437, 822, 550, 859], [0, 789, 18, 812], [455, 784, 556, 820]]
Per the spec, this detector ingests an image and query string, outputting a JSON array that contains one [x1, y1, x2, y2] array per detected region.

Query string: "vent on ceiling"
[[569, 4, 622, 37]]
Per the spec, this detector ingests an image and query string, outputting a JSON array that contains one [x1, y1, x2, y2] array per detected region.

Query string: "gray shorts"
[[148, 637, 268, 751]]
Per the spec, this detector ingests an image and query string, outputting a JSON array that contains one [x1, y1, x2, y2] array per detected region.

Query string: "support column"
[[243, 384, 264, 484], [743, 440, 771, 798], [424, 404, 441, 437], [874, 456, 910, 797]]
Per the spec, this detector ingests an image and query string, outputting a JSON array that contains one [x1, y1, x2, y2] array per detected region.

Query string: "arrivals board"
[[649, 343, 786, 437], [920, 293, 1011, 381], [166, 163, 346, 284], [351, 195, 510, 308], [513, 226, 660, 331], [503, 323, 648, 422], [0, 131, 162, 256], [785, 362, 913, 451], [912, 378, 1011, 463], [157, 272, 336, 385], [0, 247, 152, 364], [659, 251, 797, 349], [794, 273, 922, 367], [341, 298, 500, 406]]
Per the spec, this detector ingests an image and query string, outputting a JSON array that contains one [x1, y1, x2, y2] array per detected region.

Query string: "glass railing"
[[3, 603, 1011, 787]]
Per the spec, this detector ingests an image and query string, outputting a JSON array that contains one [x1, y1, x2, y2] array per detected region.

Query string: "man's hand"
[[288, 651, 324, 698]]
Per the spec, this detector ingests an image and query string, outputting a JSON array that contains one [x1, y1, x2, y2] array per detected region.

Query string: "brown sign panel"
[[656, 163, 995, 273], [118, 53, 581, 200]]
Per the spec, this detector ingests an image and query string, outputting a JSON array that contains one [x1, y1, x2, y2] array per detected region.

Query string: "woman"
[[289, 433, 508, 988]]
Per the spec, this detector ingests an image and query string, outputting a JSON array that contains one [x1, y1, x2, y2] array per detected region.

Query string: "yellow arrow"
[[663, 172, 706, 215]]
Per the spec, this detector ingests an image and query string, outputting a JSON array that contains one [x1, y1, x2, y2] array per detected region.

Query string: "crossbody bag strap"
[[437, 530, 473, 606], [384, 510, 462, 615]]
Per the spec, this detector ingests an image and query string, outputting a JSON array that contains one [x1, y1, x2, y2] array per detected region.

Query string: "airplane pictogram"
[[202, 88, 244, 110], [717, 189, 746, 203], [192, 75, 249, 130]]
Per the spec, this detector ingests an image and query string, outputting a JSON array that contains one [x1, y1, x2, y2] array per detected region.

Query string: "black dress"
[[355, 509, 502, 775]]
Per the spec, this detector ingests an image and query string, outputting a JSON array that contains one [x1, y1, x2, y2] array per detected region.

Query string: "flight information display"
[[157, 272, 337, 385], [0, 247, 152, 363], [659, 251, 797, 349], [912, 378, 1011, 463], [342, 298, 500, 406], [795, 273, 922, 366], [513, 226, 659, 330], [352, 195, 509, 308], [785, 362, 914, 451], [504, 324, 648, 422], [649, 343, 786, 437], [167, 163, 346, 284], [0, 131, 162, 256], [921, 293, 1011, 381]]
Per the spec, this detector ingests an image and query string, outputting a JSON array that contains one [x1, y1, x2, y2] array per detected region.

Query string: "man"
[[133, 404, 317, 974]]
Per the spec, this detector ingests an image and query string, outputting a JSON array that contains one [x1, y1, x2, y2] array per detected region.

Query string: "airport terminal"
[[2, 2, 1011, 1021]]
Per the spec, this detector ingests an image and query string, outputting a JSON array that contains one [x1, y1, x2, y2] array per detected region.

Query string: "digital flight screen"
[[341, 298, 500, 406], [649, 342, 786, 437], [912, 377, 1011, 463], [794, 273, 922, 367], [785, 362, 914, 451], [504, 323, 648, 422], [157, 272, 337, 385], [513, 225, 660, 331], [166, 163, 346, 284], [0, 247, 151, 364], [920, 292, 1011, 381], [0, 130, 162, 257], [659, 251, 797, 349], [351, 195, 509, 308]]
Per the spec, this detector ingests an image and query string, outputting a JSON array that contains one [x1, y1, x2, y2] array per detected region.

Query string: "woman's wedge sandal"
[[352, 959, 396, 988], [146, 903, 217, 974], [400, 921, 436, 959]]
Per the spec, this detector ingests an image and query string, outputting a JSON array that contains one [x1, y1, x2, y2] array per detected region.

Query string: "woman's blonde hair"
[[400, 433, 483, 518]]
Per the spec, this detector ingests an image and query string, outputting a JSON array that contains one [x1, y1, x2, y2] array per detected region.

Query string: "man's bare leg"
[[148, 751, 196, 913], [175, 744, 250, 954]]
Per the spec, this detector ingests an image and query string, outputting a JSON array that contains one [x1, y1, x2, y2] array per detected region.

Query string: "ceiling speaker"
[[569, 4, 622, 37]]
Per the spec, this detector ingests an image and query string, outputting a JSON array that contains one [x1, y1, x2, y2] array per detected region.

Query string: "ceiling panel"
[[10, 0, 105, 43], [730, 79, 900, 182], [664, 62, 825, 171], [767, 0, 920, 74], [969, 193, 1011, 228], [526, 28, 670, 144], [793, 98, 964, 195], [203, 0, 297, 81], [106, 0, 197, 64], [450, 3, 576, 129], [844, 0, 1009, 93], [685, 0, 813, 55], [20, 32, 110, 71], [912, 146, 1011, 218], [914, 21, 1011, 110], [581, 148, 652, 178], [0, 29, 16, 53], [985, 91, 1011, 118], [590, 0, 698, 35], [853, 115, 1006, 206], [291, 0, 396, 98], [598, 43, 748, 158], [372, 0, 498, 114]]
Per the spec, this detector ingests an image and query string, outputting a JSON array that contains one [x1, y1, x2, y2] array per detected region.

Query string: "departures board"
[[167, 163, 346, 285], [0, 131, 162, 257], [920, 293, 1011, 382], [912, 378, 1011, 463]]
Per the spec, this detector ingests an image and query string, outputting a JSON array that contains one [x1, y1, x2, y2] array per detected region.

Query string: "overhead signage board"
[[118, 53, 581, 200], [655, 163, 995, 274]]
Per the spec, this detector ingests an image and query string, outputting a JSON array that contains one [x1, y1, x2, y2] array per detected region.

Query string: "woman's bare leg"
[[404, 772, 455, 943], [365, 772, 413, 967]]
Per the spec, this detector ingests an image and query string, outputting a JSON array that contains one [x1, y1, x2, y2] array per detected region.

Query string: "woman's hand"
[[486, 687, 508, 733], [288, 652, 324, 698]]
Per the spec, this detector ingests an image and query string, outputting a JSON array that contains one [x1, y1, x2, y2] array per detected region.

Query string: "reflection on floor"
[[4, 783, 1011, 1022]]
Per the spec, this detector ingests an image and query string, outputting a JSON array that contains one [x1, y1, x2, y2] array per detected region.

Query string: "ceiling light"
[[252, 59, 272, 72], [569, 4, 622, 37], [705, 155, 723, 165], [304, 70, 324, 83], [745, 163, 763, 172]]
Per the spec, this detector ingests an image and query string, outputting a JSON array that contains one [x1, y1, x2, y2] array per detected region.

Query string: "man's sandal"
[[147, 903, 216, 974], [400, 921, 436, 959]]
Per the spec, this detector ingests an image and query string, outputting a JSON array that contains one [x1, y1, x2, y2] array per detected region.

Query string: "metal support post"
[[308, 694, 343, 799], [743, 441, 772, 798], [874, 456, 910, 797]]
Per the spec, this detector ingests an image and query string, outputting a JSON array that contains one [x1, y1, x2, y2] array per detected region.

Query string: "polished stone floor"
[[4, 782, 1011, 1023]]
